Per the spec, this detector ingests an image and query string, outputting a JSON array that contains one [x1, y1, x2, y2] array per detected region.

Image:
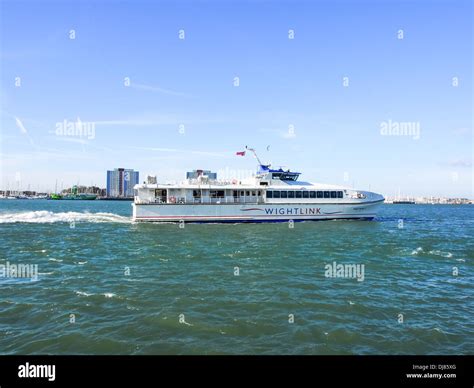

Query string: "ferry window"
[[303, 191, 309, 198], [272, 172, 300, 181], [267, 191, 273, 198], [258, 191, 261, 196], [233, 190, 238, 197], [310, 191, 316, 198], [246, 191, 250, 196], [295, 191, 302, 198], [273, 191, 281, 198], [192, 190, 201, 198], [240, 191, 244, 196], [288, 191, 295, 198], [337, 191, 343, 198], [280, 173, 300, 181], [317, 191, 323, 198], [210, 190, 225, 198], [324, 191, 330, 198], [331, 191, 337, 198], [281, 191, 288, 198]]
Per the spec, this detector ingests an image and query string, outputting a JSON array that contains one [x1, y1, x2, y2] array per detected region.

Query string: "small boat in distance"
[[132, 149, 385, 223], [49, 186, 97, 200], [62, 193, 97, 200]]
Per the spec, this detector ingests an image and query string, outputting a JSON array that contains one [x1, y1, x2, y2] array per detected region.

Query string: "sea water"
[[0, 200, 472, 354]]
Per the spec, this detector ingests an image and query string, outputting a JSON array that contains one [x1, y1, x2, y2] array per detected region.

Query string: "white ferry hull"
[[132, 201, 384, 223]]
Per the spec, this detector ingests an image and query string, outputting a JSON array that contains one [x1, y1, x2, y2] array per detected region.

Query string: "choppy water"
[[0, 200, 472, 354]]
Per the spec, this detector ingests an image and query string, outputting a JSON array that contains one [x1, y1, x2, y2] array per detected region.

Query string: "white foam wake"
[[0, 210, 131, 224]]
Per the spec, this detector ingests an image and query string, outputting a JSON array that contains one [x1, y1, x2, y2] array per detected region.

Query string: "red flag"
[[236, 151, 246, 156]]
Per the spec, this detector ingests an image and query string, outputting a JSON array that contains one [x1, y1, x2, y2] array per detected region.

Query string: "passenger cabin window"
[[310, 191, 316, 198], [324, 191, 330, 198], [267, 191, 273, 198], [273, 191, 281, 198], [303, 191, 309, 198], [338, 191, 343, 198], [317, 191, 323, 198], [281, 191, 288, 198], [210, 190, 225, 198], [271, 172, 300, 181], [295, 191, 302, 198], [288, 191, 295, 198], [330, 191, 337, 198]]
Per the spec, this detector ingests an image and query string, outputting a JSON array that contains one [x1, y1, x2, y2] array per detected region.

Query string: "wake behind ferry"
[[132, 149, 384, 223]]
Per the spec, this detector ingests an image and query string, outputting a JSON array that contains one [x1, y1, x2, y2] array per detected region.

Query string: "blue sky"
[[1, 0, 472, 197]]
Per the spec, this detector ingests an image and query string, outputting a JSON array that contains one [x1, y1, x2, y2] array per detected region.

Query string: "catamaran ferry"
[[132, 149, 384, 223]]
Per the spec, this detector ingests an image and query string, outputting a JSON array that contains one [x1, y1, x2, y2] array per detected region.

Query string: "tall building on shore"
[[106, 168, 139, 198]]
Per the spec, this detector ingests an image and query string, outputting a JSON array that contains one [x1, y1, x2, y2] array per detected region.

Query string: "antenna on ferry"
[[245, 146, 264, 166]]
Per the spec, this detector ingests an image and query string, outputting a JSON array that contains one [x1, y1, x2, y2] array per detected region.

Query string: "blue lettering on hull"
[[264, 208, 321, 215]]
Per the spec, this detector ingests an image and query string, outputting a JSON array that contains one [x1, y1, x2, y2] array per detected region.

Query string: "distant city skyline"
[[0, 0, 472, 198]]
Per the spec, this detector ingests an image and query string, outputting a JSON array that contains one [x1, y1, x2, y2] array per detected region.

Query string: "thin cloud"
[[54, 137, 89, 145], [15, 117, 27, 134], [130, 146, 230, 158], [0, 150, 92, 165], [94, 114, 184, 127], [448, 159, 472, 168], [129, 82, 192, 98], [14, 116, 36, 147], [94, 113, 225, 127], [94, 119, 175, 126]]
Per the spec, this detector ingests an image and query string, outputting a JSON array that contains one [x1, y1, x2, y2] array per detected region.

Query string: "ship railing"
[[136, 196, 265, 204], [188, 179, 234, 186], [191, 197, 264, 204], [186, 197, 265, 204], [135, 197, 167, 204]]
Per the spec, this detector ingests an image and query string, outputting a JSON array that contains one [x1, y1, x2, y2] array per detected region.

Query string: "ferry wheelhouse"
[[132, 151, 384, 223]]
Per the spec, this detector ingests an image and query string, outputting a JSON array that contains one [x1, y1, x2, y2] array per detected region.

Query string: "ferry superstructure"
[[132, 150, 385, 223]]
